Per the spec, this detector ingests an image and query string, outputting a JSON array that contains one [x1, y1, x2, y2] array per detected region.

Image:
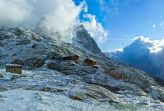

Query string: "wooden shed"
[[84, 58, 96, 66], [6, 64, 22, 74], [63, 55, 80, 63]]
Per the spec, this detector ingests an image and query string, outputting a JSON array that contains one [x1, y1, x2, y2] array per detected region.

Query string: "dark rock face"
[[105, 66, 159, 94], [0, 33, 6, 40], [68, 84, 120, 103], [24, 57, 45, 68], [47, 52, 62, 60], [47, 61, 98, 76], [0, 85, 8, 91], [74, 25, 101, 55], [14, 28, 26, 36], [47, 61, 61, 71], [154, 77, 164, 87], [16, 39, 31, 45], [12, 59, 23, 65], [0, 32, 11, 40]]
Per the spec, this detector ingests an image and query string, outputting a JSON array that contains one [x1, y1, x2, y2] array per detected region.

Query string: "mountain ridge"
[[0, 26, 164, 111]]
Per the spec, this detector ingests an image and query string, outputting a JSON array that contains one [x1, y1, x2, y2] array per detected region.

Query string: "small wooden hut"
[[6, 64, 22, 74], [84, 58, 96, 66], [63, 55, 80, 63]]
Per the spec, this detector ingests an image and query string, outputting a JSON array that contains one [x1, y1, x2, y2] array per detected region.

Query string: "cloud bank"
[[0, 0, 107, 43], [108, 36, 164, 80], [0, 0, 82, 33], [0, 0, 31, 25]]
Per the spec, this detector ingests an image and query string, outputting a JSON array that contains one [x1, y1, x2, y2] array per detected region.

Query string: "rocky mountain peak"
[[73, 25, 102, 55]]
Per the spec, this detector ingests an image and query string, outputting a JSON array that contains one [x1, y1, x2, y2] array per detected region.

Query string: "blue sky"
[[74, 0, 164, 51]]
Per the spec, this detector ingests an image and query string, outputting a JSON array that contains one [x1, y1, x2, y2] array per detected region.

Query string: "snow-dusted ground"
[[0, 89, 116, 111], [0, 68, 164, 111], [0, 68, 116, 111], [0, 88, 164, 111]]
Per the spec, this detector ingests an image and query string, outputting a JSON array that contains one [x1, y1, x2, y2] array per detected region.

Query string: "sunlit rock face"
[[0, 27, 164, 111], [73, 25, 102, 55]]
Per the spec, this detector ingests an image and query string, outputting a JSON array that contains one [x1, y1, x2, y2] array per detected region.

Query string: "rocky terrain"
[[0, 26, 164, 111]]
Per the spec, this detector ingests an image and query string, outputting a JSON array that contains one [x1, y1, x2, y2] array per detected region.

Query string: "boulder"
[[31, 33, 40, 41], [14, 28, 25, 36], [0, 33, 6, 40], [105, 67, 125, 80], [0, 86, 8, 92], [0, 33, 11, 40], [0, 73, 3, 78], [149, 86, 164, 102], [31, 44, 37, 48], [16, 39, 31, 45], [12, 59, 23, 65], [47, 61, 61, 71], [10, 74, 26, 81], [69, 92, 86, 101], [47, 51, 63, 60], [93, 65, 101, 68], [68, 84, 120, 103], [0, 42, 4, 47], [24, 57, 45, 68], [47, 61, 97, 75]]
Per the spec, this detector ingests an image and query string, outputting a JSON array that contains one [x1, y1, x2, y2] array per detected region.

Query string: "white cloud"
[[152, 20, 164, 29], [152, 24, 156, 30], [0, 0, 86, 43], [34, 0, 83, 33], [82, 14, 108, 43], [0, 0, 108, 44], [160, 20, 164, 28], [109, 36, 164, 80], [0, 0, 32, 25]]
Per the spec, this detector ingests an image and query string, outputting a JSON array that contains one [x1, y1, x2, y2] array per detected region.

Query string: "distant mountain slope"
[[105, 36, 164, 81]]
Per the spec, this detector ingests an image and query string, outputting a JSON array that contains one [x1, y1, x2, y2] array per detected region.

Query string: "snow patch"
[[0, 89, 116, 111]]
